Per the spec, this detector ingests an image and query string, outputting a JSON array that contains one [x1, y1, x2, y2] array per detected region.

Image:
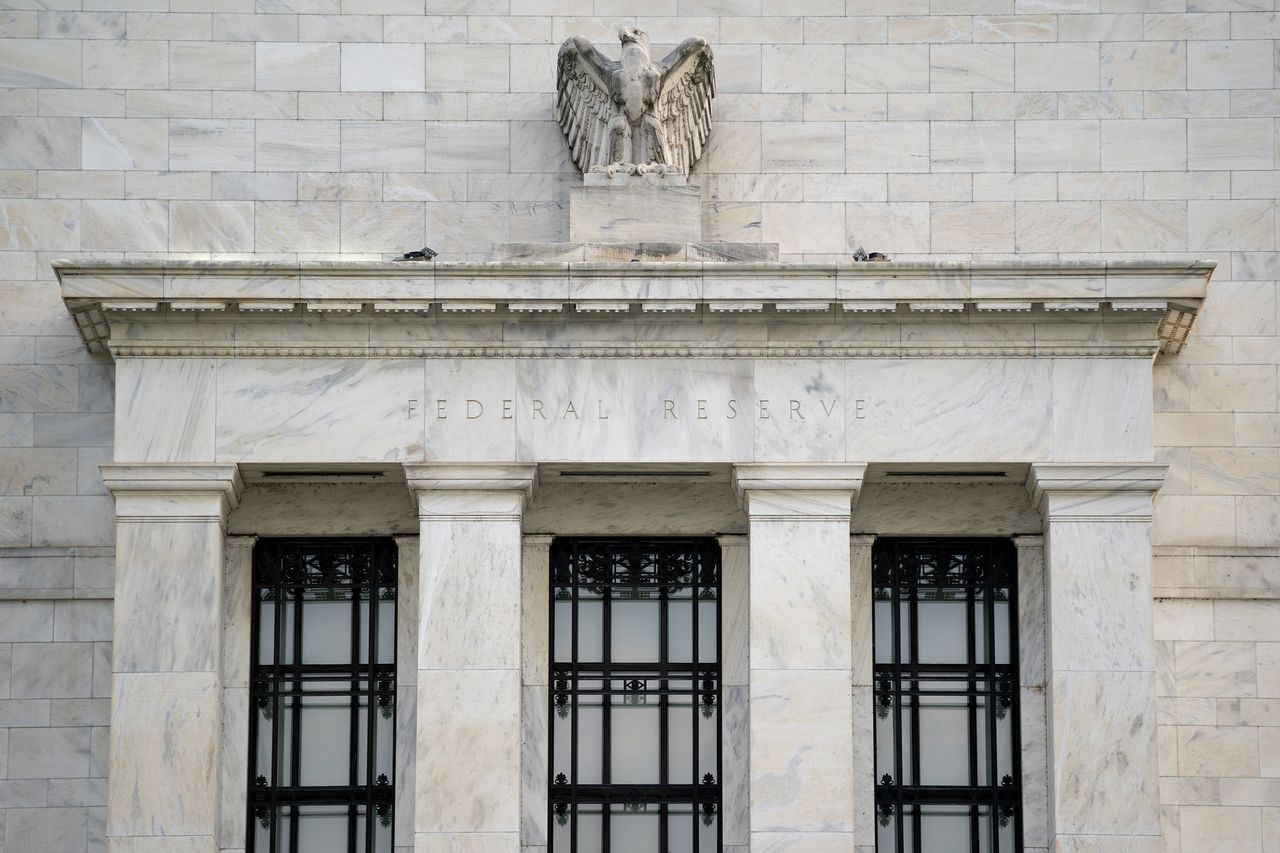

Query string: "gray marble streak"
[[524, 482, 746, 535], [849, 537, 873, 687], [752, 360, 845, 462], [723, 684, 749, 846], [850, 686, 874, 849], [108, 671, 219, 838], [851, 484, 1041, 535], [114, 359, 216, 463], [114, 521, 223, 674], [215, 359, 426, 463], [396, 537, 420, 687], [720, 536, 749, 687], [230, 483, 418, 536], [520, 684, 547, 847], [395, 686, 417, 847], [417, 833, 520, 852], [221, 537, 254, 690], [750, 833, 855, 852]]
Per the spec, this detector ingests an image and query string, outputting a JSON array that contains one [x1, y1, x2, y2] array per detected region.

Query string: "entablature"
[[55, 258, 1214, 358]]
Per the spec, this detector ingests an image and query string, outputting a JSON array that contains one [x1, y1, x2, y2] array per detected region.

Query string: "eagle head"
[[618, 26, 650, 55]]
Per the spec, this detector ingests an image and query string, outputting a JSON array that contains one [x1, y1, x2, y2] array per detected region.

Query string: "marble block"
[[569, 184, 702, 243]]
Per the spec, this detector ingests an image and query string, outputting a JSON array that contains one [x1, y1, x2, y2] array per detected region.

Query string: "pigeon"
[[393, 247, 438, 262]]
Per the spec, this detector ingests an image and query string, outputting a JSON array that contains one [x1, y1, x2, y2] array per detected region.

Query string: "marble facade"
[[27, 255, 1217, 852]]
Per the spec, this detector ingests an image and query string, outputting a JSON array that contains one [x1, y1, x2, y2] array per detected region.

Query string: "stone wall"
[[1, 3, 1278, 851]]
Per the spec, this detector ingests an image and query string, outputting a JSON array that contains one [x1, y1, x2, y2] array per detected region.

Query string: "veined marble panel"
[[187, 355, 1153, 465], [416, 834, 519, 853], [1049, 670, 1159, 837], [416, 669, 521, 834], [723, 684, 750, 847], [114, 359, 216, 463], [419, 517, 521, 671], [214, 359, 425, 462], [845, 359, 1052, 462], [1045, 521, 1154, 672], [520, 684, 547, 848], [851, 484, 1041, 536], [524, 483, 746, 535], [113, 520, 222, 673], [1051, 358, 1154, 462], [230, 483, 418, 536], [749, 669, 854, 833], [749, 519, 851, 671], [520, 536, 550, 688], [108, 671, 219, 838]]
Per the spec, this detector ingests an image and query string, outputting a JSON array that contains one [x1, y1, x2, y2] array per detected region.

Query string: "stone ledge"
[[54, 258, 1216, 357]]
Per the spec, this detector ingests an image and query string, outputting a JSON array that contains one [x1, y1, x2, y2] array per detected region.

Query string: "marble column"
[[220, 534, 256, 853], [100, 463, 243, 853], [521, 534, 553, 853], [1025, 463, 1165, 853], [732, 463, 866, 852], [849, 533, 876, 852], [403, 464, 537, 853], [717, 534, 749, 853], [394, 534, 421, 853]]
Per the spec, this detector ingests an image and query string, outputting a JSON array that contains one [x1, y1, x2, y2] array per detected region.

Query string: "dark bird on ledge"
[[393, 247, 438, 262], [853, 246, 891, 262]]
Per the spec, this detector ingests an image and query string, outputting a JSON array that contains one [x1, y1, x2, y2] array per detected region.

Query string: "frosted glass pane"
[[295, 805, 349, 853], [611, 701, 660, 784], [993, 599, 1011, 664], [578, 601, 603, 663], [577, 703, 602, 784], [612, 600, 659, 662], [554, 600, 572, 661], [257, 598, 276, 664], [698, 599, 717, 663], [302, 597, 353, 665], [611, 808, 659, 853], [669, 600, 692, 663], [378, 598, 395, 664], [916, 600, 967, 664], [874, 598, 892, 664], [578, 809, 603, 853], [916, 687, 969, 786], [667, 701, 692, 784], [920, 805, 970, 853], [299, 692, 354, 786], [669, 811, 693, 853]]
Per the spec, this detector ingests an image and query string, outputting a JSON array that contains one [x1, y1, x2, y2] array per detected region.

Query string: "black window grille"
[[550, 538, 722, 853], [248, 538, 397, 853], [872, 538, 1022, 853]]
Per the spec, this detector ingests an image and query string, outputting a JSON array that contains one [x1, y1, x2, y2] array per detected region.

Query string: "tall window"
[[873, 538, 1022, 853], [550, 538, 721, 853], [248, 539, 397, 853]]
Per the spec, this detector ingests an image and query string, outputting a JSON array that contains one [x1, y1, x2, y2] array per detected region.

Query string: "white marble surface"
[[416, 670, 521, 834], [852, 484, 1041, 535], [524, 482, 746, 535], [160, 354, 1147, 465], [230, 483, 418, 536], [114, 359, 216, 463], [749, 519, 851, 670], [749, 669, 854, 834], [215, 359, 425, 462], [520, 536, 550, 688], [1045, 521, 1154, 672], [108, 671, 220, 838], [1049, 670, 1160, 837], [113, 520, 223, 673], [519, 684, 547, 848]]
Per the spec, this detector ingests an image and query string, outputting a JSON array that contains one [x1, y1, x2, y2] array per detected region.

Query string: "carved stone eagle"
[[556, 28, 715, 178]]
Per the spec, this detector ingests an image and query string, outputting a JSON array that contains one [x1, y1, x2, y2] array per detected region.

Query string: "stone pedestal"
[[569, 181, 702, 243], [1026, 463, 1166, 853], [101, 463, 242, 853], [733, 463, 866, 851], [403, 464, 537, 853]]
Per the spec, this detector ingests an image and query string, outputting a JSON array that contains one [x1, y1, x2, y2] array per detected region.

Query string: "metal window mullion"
[[658, 553, 669, 853], [714, 543, 723, 853], [602, 562, 612, 853], [908, 578, 921, 853], [967, 577, 979, 853], [691, 556, 700, 853], [570, 546, 579, 853], [290, 578, 304, 853], [349, 565, 362, 853], [365, 555, 380, 853]]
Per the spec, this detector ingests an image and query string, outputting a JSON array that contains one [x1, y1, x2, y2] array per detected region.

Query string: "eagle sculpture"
[[556, 28, 715, 178]]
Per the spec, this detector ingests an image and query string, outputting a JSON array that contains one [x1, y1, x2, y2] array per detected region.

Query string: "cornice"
[[55, 258, 1215, 358]]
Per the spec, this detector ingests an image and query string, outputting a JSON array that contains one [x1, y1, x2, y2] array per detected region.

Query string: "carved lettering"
[[597, 400, 610, 420], [564, 401, 580, 419], [790, 400, 804, 419], [820, 399, 837, 418], [436, 400, 447, 419], [533, 400, 547, 420], [664, 400, 678, 420], [466, 399, 483, 419], [697, 400, 708, 420], [759, 400, 770, 419], [855, 399, 866, 419], [503, 399, 514, 420], [407, 399, 418, 419], [727, 399, 737, 419]]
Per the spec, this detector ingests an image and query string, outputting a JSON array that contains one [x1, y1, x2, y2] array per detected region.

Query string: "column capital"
[[1025, 463, 1166, 522], [403, 463, 537, 521], [101, 463, 242, 525], [732, 463, 866, 520]]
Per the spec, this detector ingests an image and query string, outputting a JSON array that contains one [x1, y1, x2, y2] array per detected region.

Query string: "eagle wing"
[[656, 37, 715, 177], [555, 36, 618, 174]]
